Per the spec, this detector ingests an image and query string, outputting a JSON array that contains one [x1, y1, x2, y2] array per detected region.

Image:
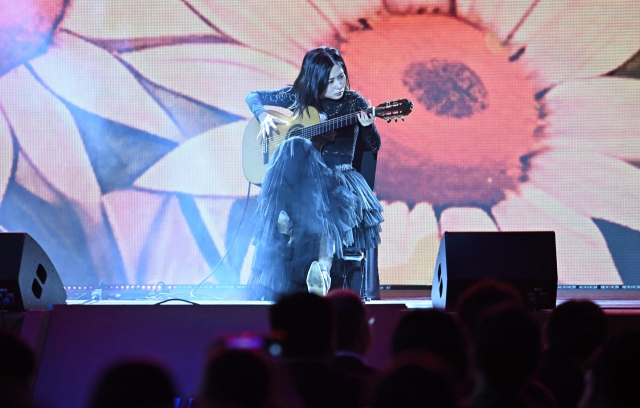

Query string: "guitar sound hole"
[[287, 124, 305, 139]]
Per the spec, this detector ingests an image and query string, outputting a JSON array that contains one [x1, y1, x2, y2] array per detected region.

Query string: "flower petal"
[[316, 0, 384, 20], [543, 77, 640, 160], [193, 197, 234, 255], [6, 150, 123, 284], [61, 0, 214, 39], [102, 189, 167, 284], [0, 65, 126, 282], [122, 43, 298, 117], [456, 0, 533, 39], [134, 121, 252, 197], [512, 1, 640, 87], [529, 150, 640, 232], [132, 195, 212, 284], [188, 0, 334, 61], [195, 195, 258, 285], [440, 207, 498, 232], [493, 185, 621, 284], [240, 244, 255, 284], [0, 66, 101, 207], [383, 0, 449, 14], [105, 191, 225, 284], [28, 31, 183, 141], [0, 108, 13, 205], [378, 201, 439, 285]]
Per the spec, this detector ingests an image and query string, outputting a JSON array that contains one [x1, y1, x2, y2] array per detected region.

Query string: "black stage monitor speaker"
[[0, 233, 67, 311], [432, 231, 557, 311]]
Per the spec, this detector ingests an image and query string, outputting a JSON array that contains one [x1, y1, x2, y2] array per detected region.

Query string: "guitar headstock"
[[374, 99, 414, 123]]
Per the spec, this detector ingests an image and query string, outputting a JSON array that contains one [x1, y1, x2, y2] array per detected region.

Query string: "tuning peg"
[[401, 117, 404, 121], [394, 118, 398, 122], [386, 119, 391, 123]]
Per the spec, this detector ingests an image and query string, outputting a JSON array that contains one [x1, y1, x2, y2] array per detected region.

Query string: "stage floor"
[[65, 289, 640, 310]]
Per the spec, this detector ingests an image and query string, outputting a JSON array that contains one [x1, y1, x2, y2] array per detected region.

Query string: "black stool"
[[330, 247, 379, 300]]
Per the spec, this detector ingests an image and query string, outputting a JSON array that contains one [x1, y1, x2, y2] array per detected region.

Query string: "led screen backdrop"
[[1, 0, 639, 288]]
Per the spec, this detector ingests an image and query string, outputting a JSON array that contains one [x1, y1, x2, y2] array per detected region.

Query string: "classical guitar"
[[242, 99, 413, 185]]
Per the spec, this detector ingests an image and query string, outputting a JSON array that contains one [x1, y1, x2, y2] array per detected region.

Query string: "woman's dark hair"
[[291, 46, 350, 116]]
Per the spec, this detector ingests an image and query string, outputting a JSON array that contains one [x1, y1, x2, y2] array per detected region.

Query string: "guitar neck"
[[303, 108, 373, 139]]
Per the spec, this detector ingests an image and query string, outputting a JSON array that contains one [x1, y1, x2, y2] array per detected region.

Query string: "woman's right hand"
[[257, 113, 286, 142]]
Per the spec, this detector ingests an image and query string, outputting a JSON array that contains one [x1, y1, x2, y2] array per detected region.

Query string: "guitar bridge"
[[262, 138, 269, 164]]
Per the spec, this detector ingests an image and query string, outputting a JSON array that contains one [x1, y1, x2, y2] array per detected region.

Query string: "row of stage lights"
[[65, 285, 177, 291], [64, 285, 247, 291]]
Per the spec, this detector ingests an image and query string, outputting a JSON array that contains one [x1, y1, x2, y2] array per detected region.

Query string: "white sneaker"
[[306, 261, 330, 296]]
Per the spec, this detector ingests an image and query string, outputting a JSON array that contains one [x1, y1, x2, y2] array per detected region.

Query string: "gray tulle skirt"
[[247, 137, 383, 299]]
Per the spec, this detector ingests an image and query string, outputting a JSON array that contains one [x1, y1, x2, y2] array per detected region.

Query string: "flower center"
[[342, 13, 540, 209], [403, 60, 489, 119]]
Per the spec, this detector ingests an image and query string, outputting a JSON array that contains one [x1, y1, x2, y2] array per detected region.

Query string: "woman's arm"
[[359, 121, 381, 153], [353, 93, 381, 153], [246, 87, 296, 141], [245, 87, 296, 120]]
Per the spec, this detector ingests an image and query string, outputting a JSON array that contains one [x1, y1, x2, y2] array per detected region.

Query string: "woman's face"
[[321, 64, 346, 100]]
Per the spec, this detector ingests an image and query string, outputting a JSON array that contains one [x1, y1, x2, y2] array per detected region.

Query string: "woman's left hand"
[[357, 100, 375, 126]]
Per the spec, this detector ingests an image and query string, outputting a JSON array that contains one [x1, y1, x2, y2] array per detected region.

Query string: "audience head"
[[456, 280, 524, 335], [391, 309, 470, 400], [0, 329, 35, 408], [270, 292, 334, 358], [474, 306, 541, 391], [326, 289, 371, 355], [545, 300, 608, 365], [374, 364, 456, 408], [580, 330, 640, 408], [200, 348, 274, 408], [89, 360, 176, 408]]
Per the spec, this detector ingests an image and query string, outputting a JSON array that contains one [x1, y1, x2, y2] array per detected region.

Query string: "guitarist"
[[245, 46, 383, 301]]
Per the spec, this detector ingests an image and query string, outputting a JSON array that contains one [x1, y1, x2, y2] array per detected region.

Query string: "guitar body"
[[242, 98, 413, 186], [242, 107, 334, 186]]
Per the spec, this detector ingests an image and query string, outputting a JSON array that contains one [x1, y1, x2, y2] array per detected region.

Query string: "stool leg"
[[360, 256, 368, 300], [364, 247, 380, 300]]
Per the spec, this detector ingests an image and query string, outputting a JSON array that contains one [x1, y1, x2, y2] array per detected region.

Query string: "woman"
[[246, 46, 383, 300]]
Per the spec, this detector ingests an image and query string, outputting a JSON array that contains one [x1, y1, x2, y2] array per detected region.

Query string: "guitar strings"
[[263, 109, 370, 146], [261, 103, 405, 147]]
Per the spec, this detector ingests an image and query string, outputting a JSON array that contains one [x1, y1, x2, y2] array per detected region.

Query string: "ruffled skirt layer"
[[247, 137, 383, 297]]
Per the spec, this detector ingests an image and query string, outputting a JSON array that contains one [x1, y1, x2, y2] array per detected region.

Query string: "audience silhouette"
[[390, 309, 472, 405], [537, 300, 608, 408], [270, 292, 361, 408], [578, 330, 640, 408], [198, 347, 281, 408], [455, 279, 524, 335], [88, 360, 176, 408], [468, 306, 553, 408], [0, 329, 36, 408], [12, 281, 640, 408], [326, 290, 377, 378], [373, 363, 456, 408]]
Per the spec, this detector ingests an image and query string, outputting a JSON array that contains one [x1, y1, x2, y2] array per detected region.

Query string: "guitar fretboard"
[[292, 107, 374, 139]]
